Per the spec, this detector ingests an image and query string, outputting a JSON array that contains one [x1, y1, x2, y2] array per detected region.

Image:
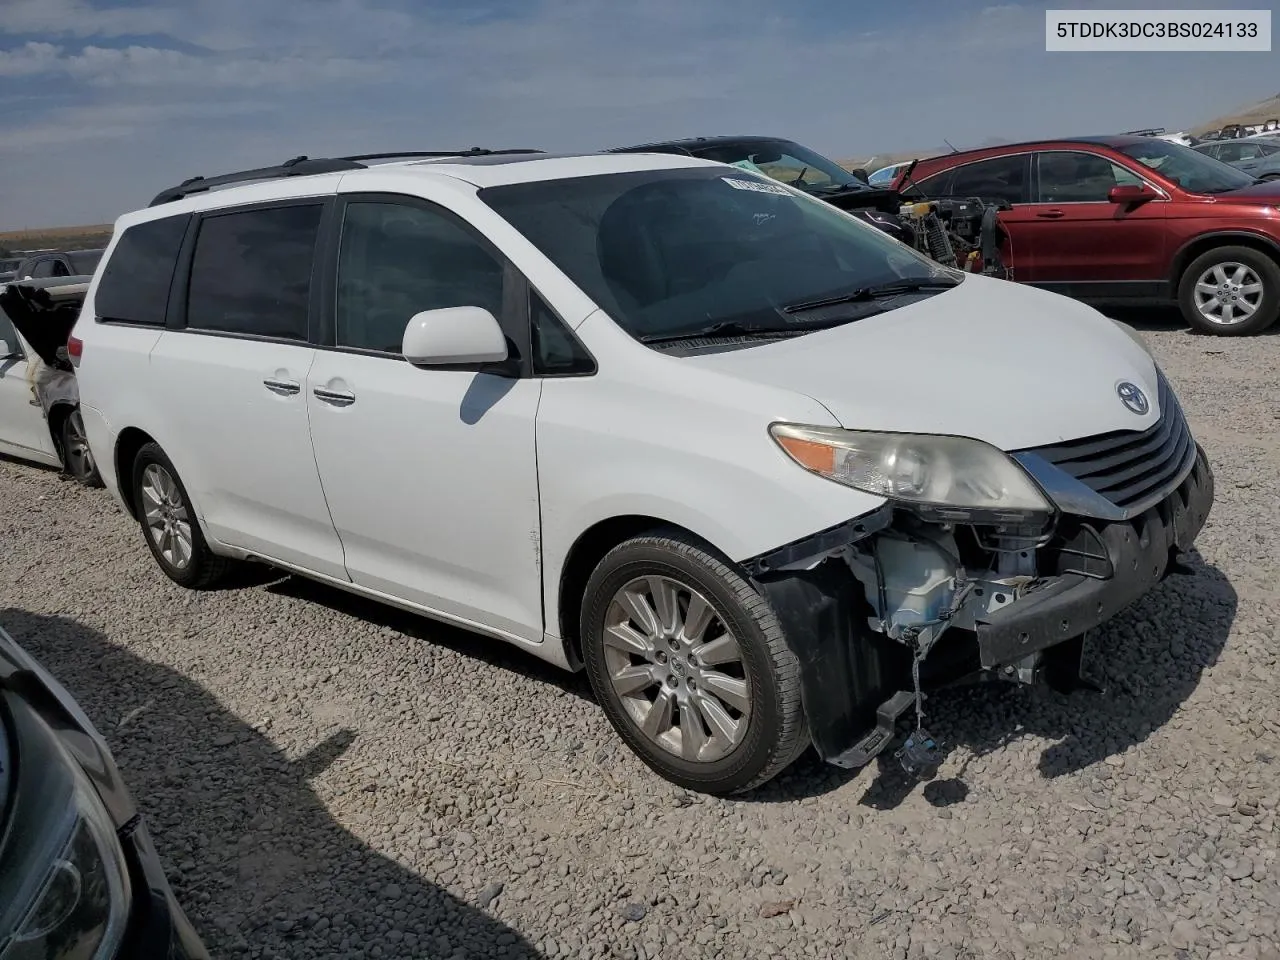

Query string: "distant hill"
[[0, 224, 113, 256], [1191, 93, 1280, 134]]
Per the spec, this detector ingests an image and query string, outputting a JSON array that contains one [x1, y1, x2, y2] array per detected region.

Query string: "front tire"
[[130, 442, 230, 589], [1177, 245, 1280, 335], [59, 407, 103, 487], [580, 531, 807, 795]]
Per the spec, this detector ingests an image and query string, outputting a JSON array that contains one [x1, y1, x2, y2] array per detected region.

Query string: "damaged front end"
[[746, 410, 1214, 777], [0, 277, 89, 419]]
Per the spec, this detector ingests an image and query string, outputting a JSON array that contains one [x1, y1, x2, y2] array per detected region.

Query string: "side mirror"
[[849, 167, 870, 183], [402, 306, 509, 366], [1108, 183, 1155, 204]]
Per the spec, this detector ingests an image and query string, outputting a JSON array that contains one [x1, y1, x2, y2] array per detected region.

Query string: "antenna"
[[942, 139, 959, 154]]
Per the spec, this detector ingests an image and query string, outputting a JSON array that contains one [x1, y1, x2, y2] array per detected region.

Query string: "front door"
[[941, 153, 1036, 280], [147, 201, 347, 578], [305, 195, 544, 641], [1019, 150, 1168, 288]]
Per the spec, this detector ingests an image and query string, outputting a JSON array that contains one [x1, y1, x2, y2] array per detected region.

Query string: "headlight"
[[0, 755, 131, 960], [770, 424, 1051, 514]]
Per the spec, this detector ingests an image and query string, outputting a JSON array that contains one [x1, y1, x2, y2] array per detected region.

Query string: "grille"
[[1020, 375, 1195, 511]]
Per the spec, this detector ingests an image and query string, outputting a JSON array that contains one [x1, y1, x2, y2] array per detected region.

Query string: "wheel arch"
[[46, 401, 75, 462], [556, 514, 724, 668], [113, 426, 158, 519], [1169, 231, 1280, 287]]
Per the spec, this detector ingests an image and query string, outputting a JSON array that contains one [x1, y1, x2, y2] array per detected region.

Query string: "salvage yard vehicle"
[[0, 275, 102, 484], [0, 621, 210, 958], [897, 134, 1280, 335], [1194, 137, 1280, 180], [71, 149, 1213, 794], [13, 248, 104, 282], [608, 136, 1010, 278]]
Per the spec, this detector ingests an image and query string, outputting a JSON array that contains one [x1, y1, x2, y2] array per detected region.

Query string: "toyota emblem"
[[1116, 381, 1149, 415]]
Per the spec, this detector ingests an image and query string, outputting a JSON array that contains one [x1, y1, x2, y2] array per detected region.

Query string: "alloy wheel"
[[140, 464, 193, 570], [1194, 262, 1264, 326], [63, 410, 96, 480], [602, 575, 751, 763]]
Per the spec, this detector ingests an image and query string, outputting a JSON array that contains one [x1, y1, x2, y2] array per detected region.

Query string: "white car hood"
[[679, 274, 1161, 451]]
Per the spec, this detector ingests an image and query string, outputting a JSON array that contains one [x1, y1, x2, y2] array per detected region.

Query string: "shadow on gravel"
[[853, 552, 1237, 810], [265, 574, 593, 702], [1, 607, 543, 960]]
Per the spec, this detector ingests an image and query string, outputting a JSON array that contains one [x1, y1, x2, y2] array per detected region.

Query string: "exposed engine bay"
[[743, 444, 1214, 780], [822, 161, 1011, 280]]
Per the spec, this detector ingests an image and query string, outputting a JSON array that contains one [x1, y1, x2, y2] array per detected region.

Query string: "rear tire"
[[580, 530, 808, 795], [59, 407, 103, 488], [130, 442, 230, 589], [1177, 245, 1280, 336]]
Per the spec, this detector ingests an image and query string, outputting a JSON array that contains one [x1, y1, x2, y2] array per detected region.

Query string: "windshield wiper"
[[783, 277, 959, 314], [640, 320, 804, 344]]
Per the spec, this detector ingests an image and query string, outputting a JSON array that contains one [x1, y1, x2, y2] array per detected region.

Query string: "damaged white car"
[[0, 276, 101, 485], [73, 150, 1213, 794]]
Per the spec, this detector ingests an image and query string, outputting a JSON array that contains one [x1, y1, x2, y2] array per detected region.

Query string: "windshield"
[[687, 140, 866, 195], [480, 167, 955, 343], [1116, 139, 1258, 194]]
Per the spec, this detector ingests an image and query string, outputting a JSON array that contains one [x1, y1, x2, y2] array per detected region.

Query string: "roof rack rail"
[[149, 148, 545, 206], [340, 148, 544, 162], [1121, 127, 1166, 137], [149, 155, 365, 206]]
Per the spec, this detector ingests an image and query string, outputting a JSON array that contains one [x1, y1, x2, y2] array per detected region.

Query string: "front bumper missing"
[[975, 444, 1213, 669], [756, 444, 1215, 769]]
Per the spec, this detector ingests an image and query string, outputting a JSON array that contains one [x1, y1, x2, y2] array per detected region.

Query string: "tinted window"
[[902, 169, 952, 198], [531, 293, 593, 375], [67, 250, 102, 274], [482, 168, 955, 343], [1036, 151, 1137, 203], [95, 215, 189, 325], [948, 156, 1028, 204], [187, 204, 322, 340], [30, 260, 58, 278], [336, 201, 504, 353]]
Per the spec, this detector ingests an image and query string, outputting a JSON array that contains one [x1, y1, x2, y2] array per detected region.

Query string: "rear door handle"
[[263, 377, 301, 395], [313, 386, 356, 406], [1035, 209, 1065, 219]]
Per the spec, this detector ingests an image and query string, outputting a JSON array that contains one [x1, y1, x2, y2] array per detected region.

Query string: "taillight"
[[66, 335, 83, 367]]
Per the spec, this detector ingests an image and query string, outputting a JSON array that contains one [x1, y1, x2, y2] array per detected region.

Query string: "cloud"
[[0, 0, 1276, 228]]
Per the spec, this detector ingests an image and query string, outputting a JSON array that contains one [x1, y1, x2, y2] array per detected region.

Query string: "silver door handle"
[[263, 377, 301, 395], [313, 386, 356, 406]]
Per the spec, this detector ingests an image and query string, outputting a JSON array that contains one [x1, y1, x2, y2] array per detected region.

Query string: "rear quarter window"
[[95, 214, 191, 325]]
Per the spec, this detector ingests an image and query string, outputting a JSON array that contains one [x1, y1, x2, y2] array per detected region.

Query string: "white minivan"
[[72, 150, 1214, 794]]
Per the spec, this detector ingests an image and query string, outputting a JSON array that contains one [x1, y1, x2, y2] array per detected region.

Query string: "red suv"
[[895, 135, 1280, 335]]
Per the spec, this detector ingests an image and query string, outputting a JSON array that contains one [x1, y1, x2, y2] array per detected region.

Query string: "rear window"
[[185, 204, 322, 341], [95, 215, 190, 325]]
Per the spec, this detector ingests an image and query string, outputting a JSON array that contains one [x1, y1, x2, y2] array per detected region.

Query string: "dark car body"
[[893, 136, 1280, 326], [14, 249, 105, 282], [0, 623, 209, 958], [1194, 137, 1280, 180]]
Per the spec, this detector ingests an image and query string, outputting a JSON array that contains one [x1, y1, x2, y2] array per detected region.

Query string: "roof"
[[116, 150, 718, 230], [608, 135, 799, 154], [913, 134, 1168, 166]]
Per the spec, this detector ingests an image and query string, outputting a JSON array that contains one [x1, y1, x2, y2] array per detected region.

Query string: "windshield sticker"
[[721, 176, 792, 197]]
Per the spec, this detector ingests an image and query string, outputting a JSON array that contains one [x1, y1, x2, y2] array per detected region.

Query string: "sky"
[[0, 0, 1275, 229]]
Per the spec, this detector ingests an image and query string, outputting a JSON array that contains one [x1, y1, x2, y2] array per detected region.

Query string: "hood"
[[1214, 179, 1280, 201], [677, 274, 1161, 451]]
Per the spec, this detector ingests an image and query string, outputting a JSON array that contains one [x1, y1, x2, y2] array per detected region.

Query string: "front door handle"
[[313, 386, 356, 406], [263, 377, 301, 395], [1035, 209, 1065, 219]]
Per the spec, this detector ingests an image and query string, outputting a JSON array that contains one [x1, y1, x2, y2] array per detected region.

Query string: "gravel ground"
[[1, 310, 1278, 960]]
